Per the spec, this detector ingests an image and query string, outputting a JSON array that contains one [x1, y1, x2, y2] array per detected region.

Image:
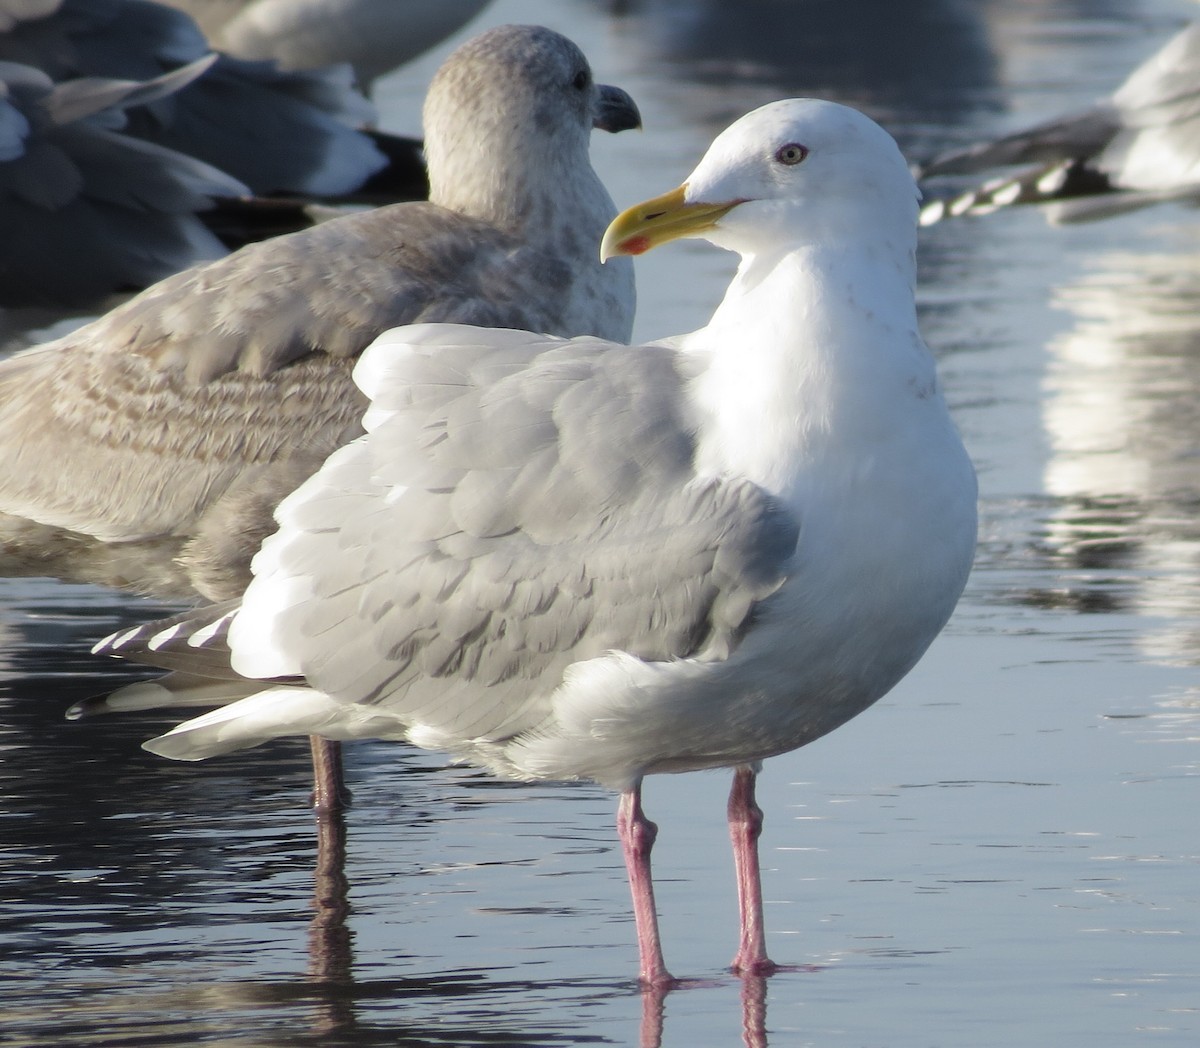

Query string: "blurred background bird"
[[159, 0, 492, 95], [0, 0, 497, 315], [916, 13, 1200, 226]]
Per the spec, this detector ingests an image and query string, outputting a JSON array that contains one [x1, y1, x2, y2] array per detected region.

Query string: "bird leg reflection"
[[635, 959, 772, 1048], [739, 973, 769, 1048], [307, 738, 356, 1032], [639, 981, 667, 1048], [310, 736, 352, 814], [617, 780, 674, 987], [307, 799, 355, 1034], [728, 765, 778, 975]]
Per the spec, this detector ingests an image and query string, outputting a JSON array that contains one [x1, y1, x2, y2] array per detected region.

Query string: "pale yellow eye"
[[774, 143, 808, 166]]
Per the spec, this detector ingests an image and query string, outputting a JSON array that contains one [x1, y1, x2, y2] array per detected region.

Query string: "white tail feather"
[[143, 687, 344, 760]]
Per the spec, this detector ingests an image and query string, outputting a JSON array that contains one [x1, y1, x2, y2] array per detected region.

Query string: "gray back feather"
[[917, 19, 1200, 223], [0, 204, 595, 548]]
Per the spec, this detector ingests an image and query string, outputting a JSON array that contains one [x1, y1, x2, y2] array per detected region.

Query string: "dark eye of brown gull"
[[572, 69, 590, 91], [775, 143, 808, 165]]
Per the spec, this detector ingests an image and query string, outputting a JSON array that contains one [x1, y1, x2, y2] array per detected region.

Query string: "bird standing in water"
[[93, 98, 977, 985]]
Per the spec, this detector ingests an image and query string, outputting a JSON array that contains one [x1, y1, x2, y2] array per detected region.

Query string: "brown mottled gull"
[[90, 99, 977, 985], [0, 24, 639, 603]]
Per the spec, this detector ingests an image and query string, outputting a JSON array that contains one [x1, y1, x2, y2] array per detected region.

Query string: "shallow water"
[[2, 0, 1199, 1045]]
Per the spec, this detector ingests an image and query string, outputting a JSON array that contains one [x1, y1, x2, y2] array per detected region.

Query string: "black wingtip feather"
[[91, 599, 244, 678], [919, 160, 1118, 225]]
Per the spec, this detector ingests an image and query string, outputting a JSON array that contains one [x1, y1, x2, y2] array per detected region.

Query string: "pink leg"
[[728, 765, 778, 975], [617, 781, 674, 987]]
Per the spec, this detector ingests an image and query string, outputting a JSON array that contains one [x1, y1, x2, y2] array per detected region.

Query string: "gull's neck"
[[712, 236, 919, 345], [427, 126, 635, 342], [688, 236, 930, 499], [430, 135, 613, 246]]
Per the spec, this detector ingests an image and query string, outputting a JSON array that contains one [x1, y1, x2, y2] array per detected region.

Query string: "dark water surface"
[[2, 1, 1198, 1045]]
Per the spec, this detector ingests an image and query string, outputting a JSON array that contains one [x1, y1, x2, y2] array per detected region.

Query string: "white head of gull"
[[91, 98, 978, 986]]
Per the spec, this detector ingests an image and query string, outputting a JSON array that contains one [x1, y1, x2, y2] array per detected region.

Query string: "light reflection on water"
[[3, 0, 1200, 1045]]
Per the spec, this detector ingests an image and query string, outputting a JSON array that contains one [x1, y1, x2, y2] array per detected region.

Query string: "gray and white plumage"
[[0, 54, 249, 309], [97, 113, 976, 779], [0, 24, 638, 600], [918, 18, 1200, 225], [160, 0, 492, 94], [89, 98, 977, 980]]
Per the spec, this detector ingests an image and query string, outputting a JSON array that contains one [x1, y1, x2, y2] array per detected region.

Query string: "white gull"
[[91, 98, 978, 984]]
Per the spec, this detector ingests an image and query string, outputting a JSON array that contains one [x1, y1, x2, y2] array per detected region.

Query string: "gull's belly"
[[507, 428, 978, 788], [725, 436, 977, 755]]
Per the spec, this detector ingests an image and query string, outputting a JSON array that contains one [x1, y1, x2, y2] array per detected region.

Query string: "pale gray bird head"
[[422, 24, 640, 227]]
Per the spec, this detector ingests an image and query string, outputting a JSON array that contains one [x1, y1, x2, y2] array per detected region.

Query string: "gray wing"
[[44, 201, 573, 378], [122, 54, 385, 198], [238, 330, 799, 744], [80, 600, 280, 720], [916, 106, 1120, 180], [0, 0, 208, 80]]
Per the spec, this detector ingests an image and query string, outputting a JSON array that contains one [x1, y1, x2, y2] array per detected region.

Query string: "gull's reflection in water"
[[1041, 235, 1200, 645], [0, 579, 797, 1047], [1019, 231, 1200, 745], [739, 975, 770, 1048], [295, 780, 792, 1048]]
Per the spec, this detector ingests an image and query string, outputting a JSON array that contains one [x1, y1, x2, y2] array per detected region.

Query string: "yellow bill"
[[600, 185, 744, 261]]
